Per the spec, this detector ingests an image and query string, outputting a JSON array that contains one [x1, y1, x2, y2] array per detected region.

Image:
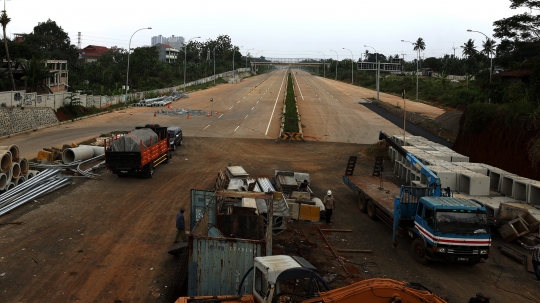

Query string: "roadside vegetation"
[[283, 71, 299, 132]]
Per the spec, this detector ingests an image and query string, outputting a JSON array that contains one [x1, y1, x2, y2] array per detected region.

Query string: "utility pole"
[[78, 32, 81, 49], [452, 43, 457, 58]]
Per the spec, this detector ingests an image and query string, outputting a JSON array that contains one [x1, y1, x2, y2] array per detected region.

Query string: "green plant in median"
[[283, 72, 299, 132]]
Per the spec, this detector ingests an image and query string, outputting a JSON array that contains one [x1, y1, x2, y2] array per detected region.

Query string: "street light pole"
[[317, 52, 326, 78], [365, 45, 379, 100], [213, 43, 223, 85], [467, 29, 493, 104], [401, 40, 418, 101], [330, 49, 338, 80], [184, 36, 201, 91], [246, 48, 254, 68], [254, 50, 263, 73], [125, 27, 151, 103], [343, 47, 353, 84]]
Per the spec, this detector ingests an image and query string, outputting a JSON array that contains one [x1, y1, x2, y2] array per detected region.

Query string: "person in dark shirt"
[[298, 180, 309, 192], [174, 207, 187, 243], [468, 292, 490, 303]]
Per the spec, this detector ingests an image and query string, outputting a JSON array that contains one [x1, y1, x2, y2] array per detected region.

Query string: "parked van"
[[167, 126, 183, 151]]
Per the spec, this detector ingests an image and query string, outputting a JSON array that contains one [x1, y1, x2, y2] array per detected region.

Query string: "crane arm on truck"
[[379, 131, 442, 196]]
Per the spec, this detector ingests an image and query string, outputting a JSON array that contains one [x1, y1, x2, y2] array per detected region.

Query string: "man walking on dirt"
[[174, 207, 187, 243], [324, 190, 335, 224], [518, 236, 540, 282]]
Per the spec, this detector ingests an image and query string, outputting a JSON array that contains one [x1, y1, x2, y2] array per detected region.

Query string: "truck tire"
[[412, 238, 430, 265], [358, 193, 368, 213], [367, 200, 377, 220], [179, 138, 183, 146], [142, 163, 154, 179], [171, 144, 176, 151]]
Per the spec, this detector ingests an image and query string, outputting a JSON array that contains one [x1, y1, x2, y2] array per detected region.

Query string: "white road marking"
[[266, 71, 287, 136], [234, 126, 240, 132], [218, 114, 223, 118], [237, 101, 240, 103], [245, 115, 249, 119], [203, 125, 210, 130], [229, 106, 233, 110], [292, 73, 305, 100], [251, 107, 254, 110]]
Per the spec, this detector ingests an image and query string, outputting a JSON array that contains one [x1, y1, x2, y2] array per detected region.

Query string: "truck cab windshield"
[[168, 131, 176, 138], [436, 211, 488, 234]]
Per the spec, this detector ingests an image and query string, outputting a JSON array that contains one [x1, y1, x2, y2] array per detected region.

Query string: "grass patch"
[[283, 72, 299, 132]]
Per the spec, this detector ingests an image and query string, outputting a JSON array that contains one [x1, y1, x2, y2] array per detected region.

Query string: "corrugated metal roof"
[[422, 196, 483, 210], [188, 237, 262, 296], [227, 166, 249, 177]]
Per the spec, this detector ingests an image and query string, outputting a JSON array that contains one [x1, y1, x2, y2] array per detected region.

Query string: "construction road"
[[1, 70, 405, 159]]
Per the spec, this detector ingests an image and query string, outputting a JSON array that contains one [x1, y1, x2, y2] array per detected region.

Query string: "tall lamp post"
[[245, 48, 254, 68], [342, 47, 353, 84], [125, 27, 151, 103], [317, 52, 326, 78], [254, 50, 263, 73], [213, 43, 223, 85], [401, 40, 418, 101], [468, 29, 493, 104], [184, 36, 201, 91], [364, 45, 379, 100], [330, 49, 338, 80], [233, 45, 243, 78]]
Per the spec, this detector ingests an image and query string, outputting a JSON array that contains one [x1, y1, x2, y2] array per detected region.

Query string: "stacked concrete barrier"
[[0, 144, 35, 192], [0, 108, 59, 137]]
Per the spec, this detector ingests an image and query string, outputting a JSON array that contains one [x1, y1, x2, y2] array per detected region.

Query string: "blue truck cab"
[[394, 189, 491, 264]]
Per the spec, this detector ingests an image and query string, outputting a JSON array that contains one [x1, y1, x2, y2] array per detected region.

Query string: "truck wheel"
[[412, 238, 430, 265], [142, 163, 154, 179], [367, 200, 377, 220], [358, 193, 368, 213], [172, 144, 176, 151], [179, 139, 183, 146]]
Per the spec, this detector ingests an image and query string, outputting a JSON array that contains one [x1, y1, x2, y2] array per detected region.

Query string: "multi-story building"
[[151, 35, 185, 50], [156, 44, 179, 63]]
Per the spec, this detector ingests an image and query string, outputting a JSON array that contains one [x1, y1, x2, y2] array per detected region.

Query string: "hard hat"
[[327, 190, 332, 196]]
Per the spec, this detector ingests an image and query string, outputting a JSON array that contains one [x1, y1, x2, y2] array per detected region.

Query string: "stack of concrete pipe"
[[0, 144, 36, 193], [62, 145, 105, 164]]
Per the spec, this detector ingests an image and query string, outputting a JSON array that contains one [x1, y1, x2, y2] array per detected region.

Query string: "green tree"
[[1, 10, 15, 91], [24, 19, 78, 64], [482, 38, 497, 58], [413, 37, 426, 53], [461, 39, 477, 58], [18, 57, 55, 93], [493, 0, 540, 43]]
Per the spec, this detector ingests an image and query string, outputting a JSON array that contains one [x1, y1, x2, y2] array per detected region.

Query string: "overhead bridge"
[[250, 58, 330, 68]]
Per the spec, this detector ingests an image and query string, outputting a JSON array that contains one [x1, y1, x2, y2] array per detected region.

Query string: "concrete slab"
[[501, 174, 519, 196], [528, 182, 540, 207], [458, 172, 490, 196], [513, 177, 536, 202]]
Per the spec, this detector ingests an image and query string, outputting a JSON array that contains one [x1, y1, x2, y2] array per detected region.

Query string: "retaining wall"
[[0, 108, 59, 137]]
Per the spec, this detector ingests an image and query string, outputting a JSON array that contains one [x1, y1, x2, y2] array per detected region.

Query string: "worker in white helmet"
[[323, 190, 335, 224]]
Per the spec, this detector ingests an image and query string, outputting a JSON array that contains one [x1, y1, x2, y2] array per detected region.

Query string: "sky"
[[3, 0, 529, 62]]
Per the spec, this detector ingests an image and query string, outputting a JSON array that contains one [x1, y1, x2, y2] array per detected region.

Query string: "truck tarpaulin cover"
[[110, 129, 159, 152]]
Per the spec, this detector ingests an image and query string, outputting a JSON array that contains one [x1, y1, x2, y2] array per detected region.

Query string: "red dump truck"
[[104, 124, 171, 178]]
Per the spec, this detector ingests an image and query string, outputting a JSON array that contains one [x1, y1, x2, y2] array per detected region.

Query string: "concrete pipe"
[[0, 150, 12, 173], [18, 157, 29, 175], [0, 173, 6, 190], [16, 175, 26, 185], [0, 145, 20, 161], [5, 165, 12, 183], [6, 181, 15, 191], [26, 170, 39, 179], [10, 162, 21, 179], [62, 146, 95, 164], [86, 145, 105, 157]]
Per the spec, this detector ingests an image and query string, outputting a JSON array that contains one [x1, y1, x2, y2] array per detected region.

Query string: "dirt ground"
[[1, 137, 539, 303]]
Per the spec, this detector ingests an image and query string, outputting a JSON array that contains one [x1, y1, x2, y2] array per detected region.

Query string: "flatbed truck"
[[104, 124, 171, 178], [343, 132, 492, 265]]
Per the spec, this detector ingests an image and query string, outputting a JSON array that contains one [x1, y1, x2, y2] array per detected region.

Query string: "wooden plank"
[[320, 229, 352, 232], [338, 249, 373, 253]]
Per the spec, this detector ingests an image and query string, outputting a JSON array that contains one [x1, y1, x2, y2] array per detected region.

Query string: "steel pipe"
[[0, 151, 11, 173], [10, 162, 20, 179], [0, 145, 19, 161], [62, 146, 95, 164], [0, 173, 6, 190], [26, 170, 39, 179], [18, 157, 28, 175]]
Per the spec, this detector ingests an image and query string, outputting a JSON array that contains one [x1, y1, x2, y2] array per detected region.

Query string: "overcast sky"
[[4, 0, 527, 61]]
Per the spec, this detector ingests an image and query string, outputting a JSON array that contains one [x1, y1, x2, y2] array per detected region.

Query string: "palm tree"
[[461, 39, 477, 58], [0, 10, 15, 91], [413, 37, 426, 53], [19, 58, 56, 93], [482, 38, 496, 58]]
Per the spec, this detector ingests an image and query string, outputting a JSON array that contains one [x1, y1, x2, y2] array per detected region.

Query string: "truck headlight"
[[480, 250, 488, 254], [437, 247, 446, 253]]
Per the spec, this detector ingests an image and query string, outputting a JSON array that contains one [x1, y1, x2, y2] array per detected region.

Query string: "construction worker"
[[298, 180, 309, 192], [174, 207, 187, 243], [518, 236, 540, 282], [323, 190, 335, 224]]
